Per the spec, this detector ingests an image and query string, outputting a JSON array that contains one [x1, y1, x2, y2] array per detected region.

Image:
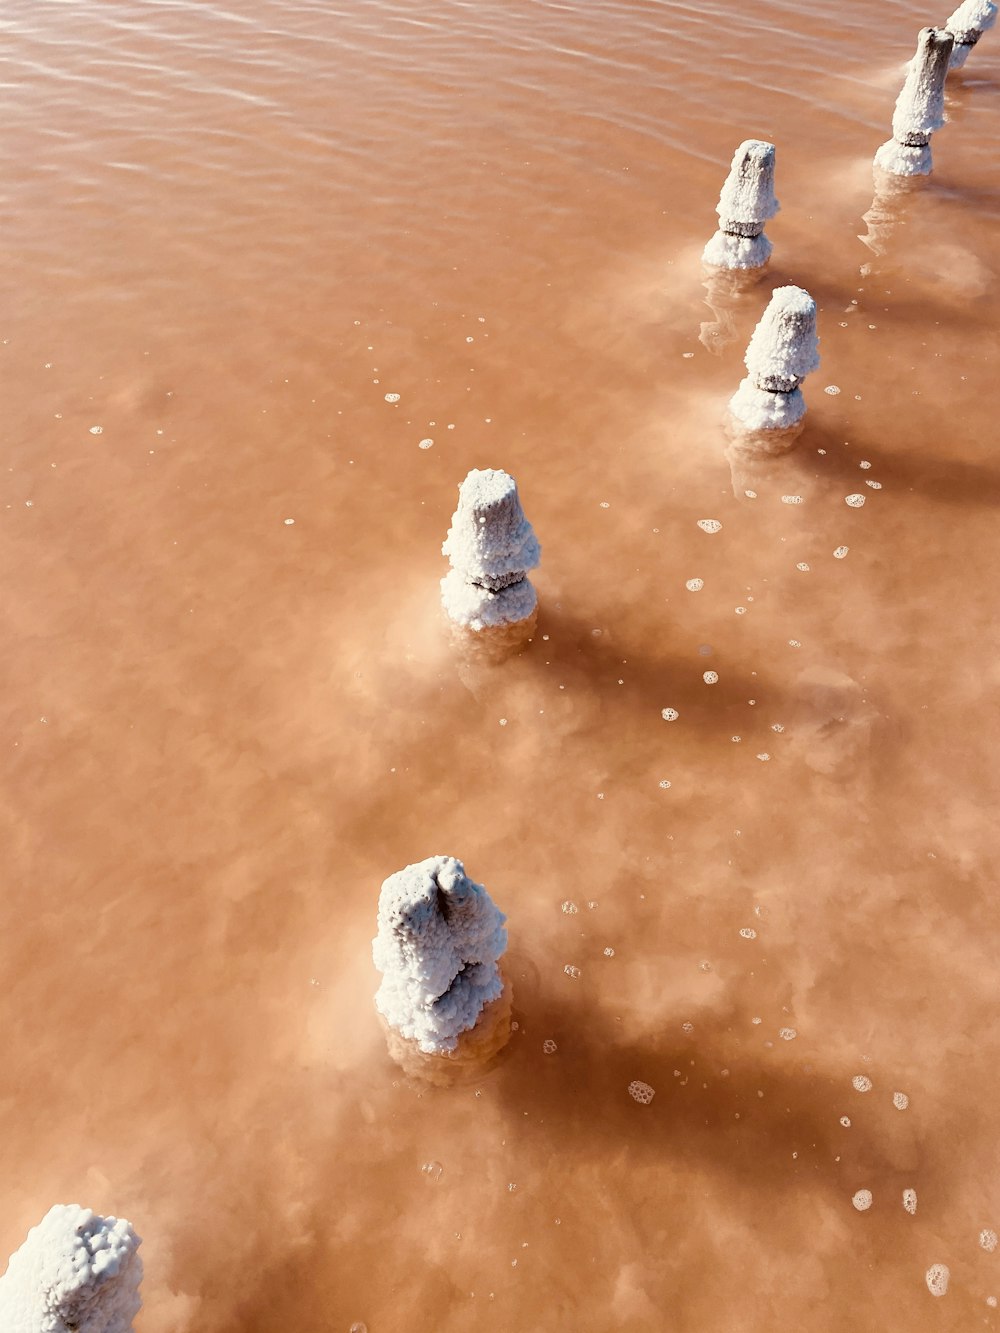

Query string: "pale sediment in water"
[[447, 605, 538, 665]]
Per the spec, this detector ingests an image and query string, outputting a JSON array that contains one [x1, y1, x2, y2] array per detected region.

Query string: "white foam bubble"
[[384, 393, 400, 403], [88, 425, 103, 435], [757, 752, 771, 761], [834, 546, 850, 558], [893, 1091, 909, 1110], [824, 385, 841, 395], [697, 519, 722, 533], [658, 779, 672, 789], [980, 1229, 998, 1253], [703, 670, 719, 684], [744, 489, 757, 499], [852, 1075, 873, 1092], [661, 707, 679, 721], [859, 460, 871, 469], [852, 1189, 873, 1211], [628, 1080, 656, 1104], [845, 494, 866, 508], [779, 1028, 797, 1040], [603, 946, 615, 957], [739, 927, 757, 939], [988, 1297, 998, 1309], [903, 1189, 917, 1215], [542, 1039, 558, 1055], [796, 562, 810, 571], [840, 1116, 851, 1127], [686, 578, 705, 591], [866, 479, 882, 489], [419, 438, 434, 449], [561, 900, 578, 915], [925, 1264, 950, 1298], [781, 495, 804, 505], [422, 1161, 443, 1181]]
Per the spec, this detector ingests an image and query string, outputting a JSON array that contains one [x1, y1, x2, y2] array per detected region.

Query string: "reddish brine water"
[[1, 1, 999, 1328]]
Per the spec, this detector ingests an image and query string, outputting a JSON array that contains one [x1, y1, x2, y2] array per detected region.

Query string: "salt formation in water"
[[875, 28, 955, 177], [703, 140, 779, 271], [944, 0, 997, 67], [728, 286, 819, 432], [373, 855, 508, 1061], [441, 468, 540, 633], [0, 1204, 142, 1333]]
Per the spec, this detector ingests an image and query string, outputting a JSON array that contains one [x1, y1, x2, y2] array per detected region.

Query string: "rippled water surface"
[[2, 0, 999, 1329]]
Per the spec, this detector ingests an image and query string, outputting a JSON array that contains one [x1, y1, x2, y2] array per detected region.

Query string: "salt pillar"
[[703, 140, 780, 271], [875, 28, 955, 176], [0, 1205, 143, 1333], [373, 856, 510, 1073], [945, 0, 998, 66], [728, 286, 820, 432], [441, 468, 540, 632]]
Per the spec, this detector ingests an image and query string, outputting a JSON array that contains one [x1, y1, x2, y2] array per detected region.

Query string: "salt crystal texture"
[[0, 1204, 143, 1333], [703, 140, 779, 271], [945, 0, 998, 67], [875, 28, 954, 176], [729, 286, 820, 431], [925, 1263, 950, 1297], [372, 855, 507, 1054], [441, 468, 540, 631]]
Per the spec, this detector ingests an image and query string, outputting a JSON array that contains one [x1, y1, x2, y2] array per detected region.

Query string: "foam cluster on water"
[[729, 286, 820, 431], [372, 855, 508, 1054], [0, 1204, 143, 1333], [875, 28, 954, 176], [945, 0, 998, 67], [703, 140, 779, 271], [441, 468, 540, 631]]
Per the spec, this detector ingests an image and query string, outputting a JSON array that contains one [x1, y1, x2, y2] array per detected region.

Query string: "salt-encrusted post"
[[441, 467, 540, 638], [875, 28, 954, 176], [373, 857, 511, 1079], [0, 1205, 143, 1333], [944, 0, 998, 68], [703, 140, 779, 271], [728, 286, 820, 432]]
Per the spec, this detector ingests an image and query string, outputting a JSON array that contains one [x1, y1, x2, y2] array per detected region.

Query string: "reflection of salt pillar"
[[945, 0, 998, 68], [0, 1205, 143, 1333], [875, 28, 954, 176], [373, 856, 512, 1081], [703, 140, 779, 271], [728, 286, 820, 434], [441, 468, 540, 657]]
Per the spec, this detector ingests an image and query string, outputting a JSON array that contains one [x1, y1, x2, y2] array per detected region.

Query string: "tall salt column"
[[944, 0, 998, 68], [0, 1205, 143, 1332], [874, 28, 955, 176], [729, 286, 820, 433], [703, 140, 779, 271], [372, 856, 511, 1080], [441, 467, 540, 639]]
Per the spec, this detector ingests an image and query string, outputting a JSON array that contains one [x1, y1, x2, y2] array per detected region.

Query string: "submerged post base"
[[448, 606, 538, 665], [874, 138, 933, 176], [380, 973, 514, 1086], [728, 377, 806, 432], [702, 229, 772, 271]]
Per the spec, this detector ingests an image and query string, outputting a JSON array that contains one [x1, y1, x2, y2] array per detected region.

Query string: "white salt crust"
[[372, 855, 508, 1054], [946, 0, 997, 66], [703, 140, 778, 272], [441, 468, 539, 630], [876, 28, 954, 176], [728, 286, 818, 430], [0, 1204, 142, 1333]]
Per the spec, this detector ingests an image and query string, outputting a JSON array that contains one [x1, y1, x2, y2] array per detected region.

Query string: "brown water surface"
[[2, 1, 999, 1328]]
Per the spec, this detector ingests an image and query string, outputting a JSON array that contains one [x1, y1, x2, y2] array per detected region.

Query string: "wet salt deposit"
[[2, 0, 999, 1329]]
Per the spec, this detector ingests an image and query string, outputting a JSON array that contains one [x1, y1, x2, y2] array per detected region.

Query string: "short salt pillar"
[[875, 28, 955, 176], [372, 856, 512, 1081], [441, 468, 540, 656], [728, 286, 820, 433], [944, 0, 998, 67], [703, 140, 779, 271], [0, 1205, 143, 1333]]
